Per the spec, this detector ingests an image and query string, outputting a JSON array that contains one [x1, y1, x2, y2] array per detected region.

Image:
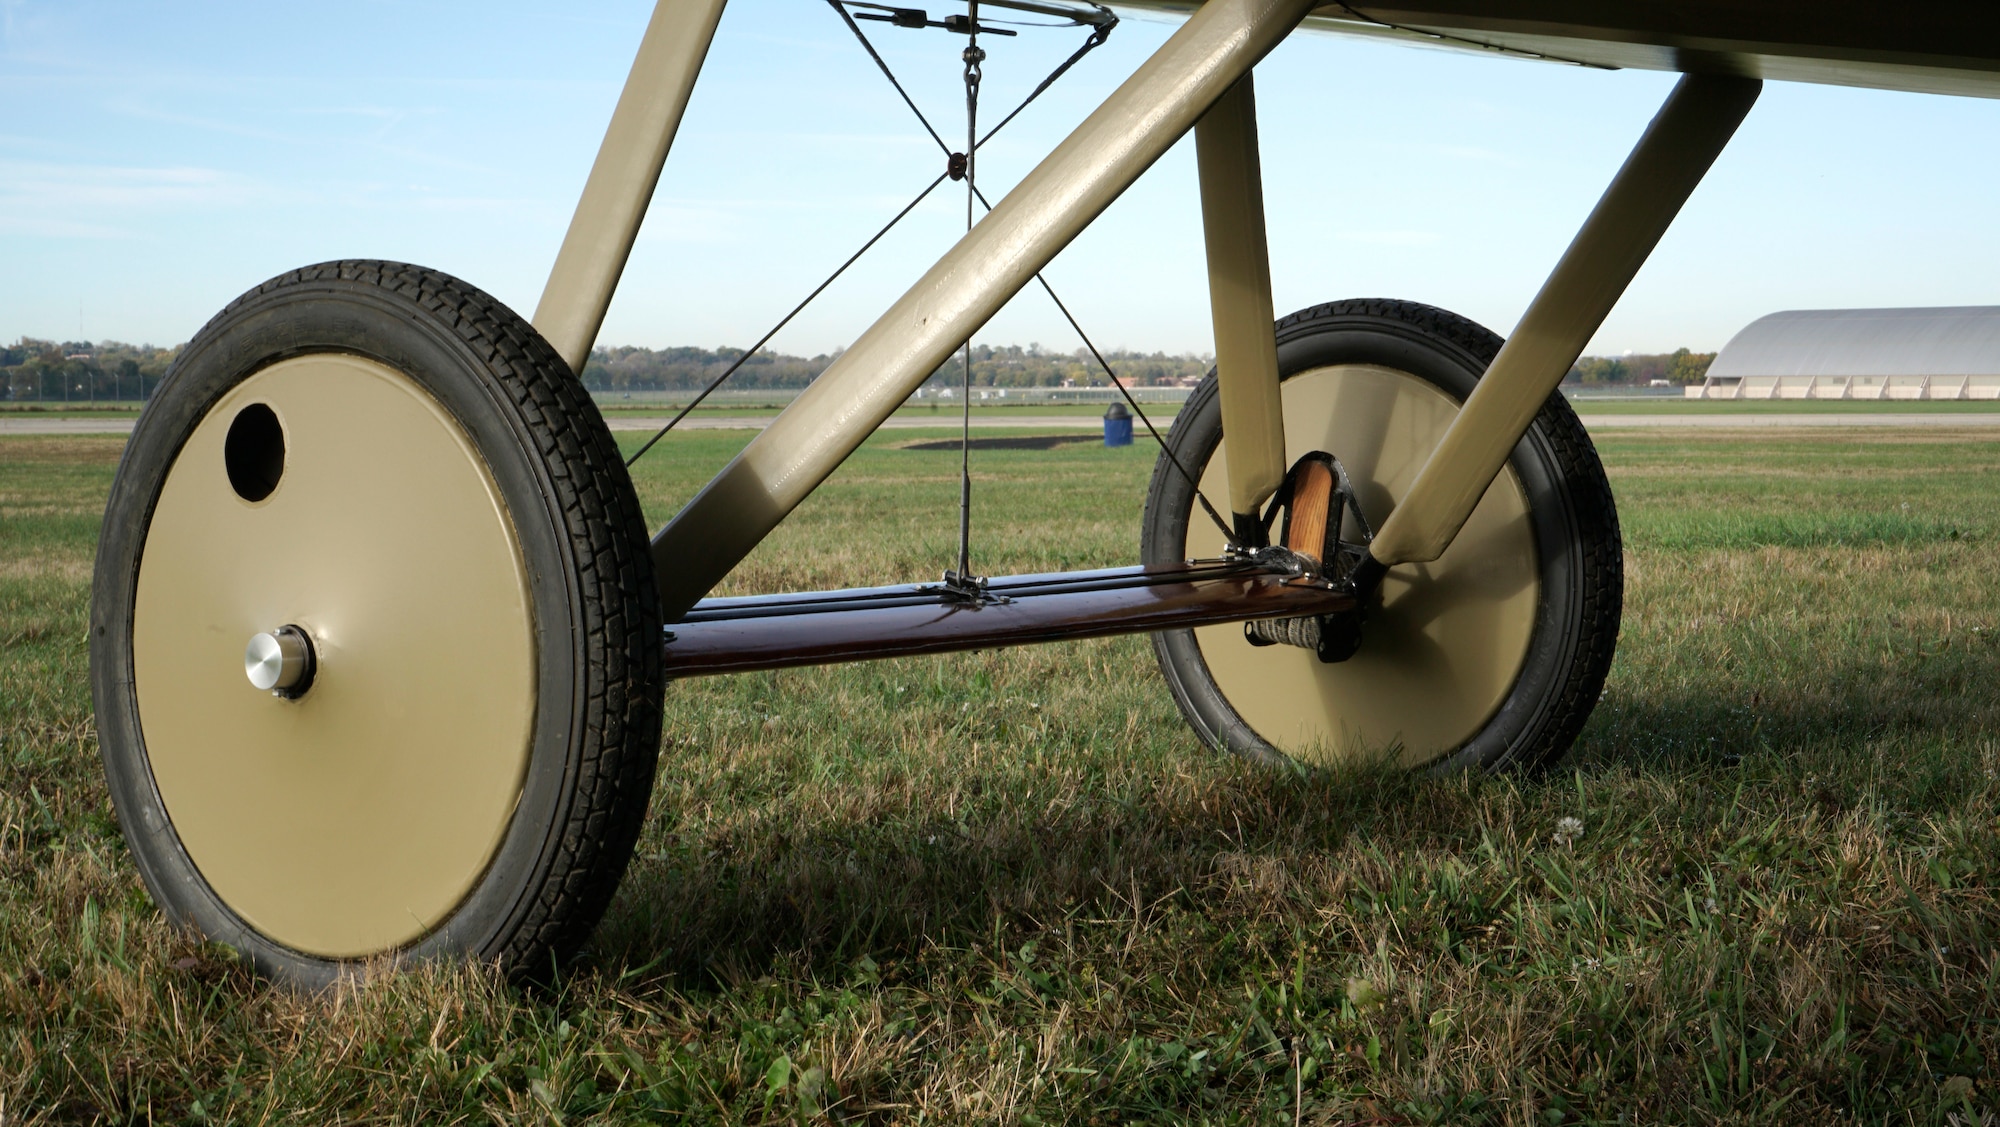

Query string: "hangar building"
[[1688, 306, 2000, 400]]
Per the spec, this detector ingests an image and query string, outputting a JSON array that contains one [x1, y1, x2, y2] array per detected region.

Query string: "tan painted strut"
[[1367, 72, 1761, 567], [1195, 73, 1286, 531], [534, 0, 730, 376], [650, 0, 1318, 617]]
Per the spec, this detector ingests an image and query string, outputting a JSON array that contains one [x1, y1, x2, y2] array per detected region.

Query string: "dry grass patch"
[[0, 437, 128, 466]]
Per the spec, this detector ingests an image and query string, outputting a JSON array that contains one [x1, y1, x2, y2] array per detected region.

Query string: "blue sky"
[[5, 0, 2000, 357]]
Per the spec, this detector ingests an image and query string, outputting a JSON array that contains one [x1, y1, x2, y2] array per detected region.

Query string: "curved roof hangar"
[[1708, 307, 2000, 380]]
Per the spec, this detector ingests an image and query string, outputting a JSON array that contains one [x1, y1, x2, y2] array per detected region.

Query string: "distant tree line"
[[1, 339, 180, 403], [583, 345, 836, 393], [2, 338, 1214, 403], [1568, 348, 1715, 386], [587, 343, 1716, 392], [5, 335, 1717, 400], [581, 342, 1213, 393]]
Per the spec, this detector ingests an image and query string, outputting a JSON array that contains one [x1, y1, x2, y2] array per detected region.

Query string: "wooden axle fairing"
[[660, 559, 1353, 678]]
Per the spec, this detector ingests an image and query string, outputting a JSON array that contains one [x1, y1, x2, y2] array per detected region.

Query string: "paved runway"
[[0, 418, 143, 435], [9, 411, 2000, 437]]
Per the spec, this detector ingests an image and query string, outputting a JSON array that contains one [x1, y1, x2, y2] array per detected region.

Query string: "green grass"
[[1567, 398, 2000, 414], [6, 425, 2000, 1123], [0, 402, 1171, 425], [592, 403, 1176, 421]]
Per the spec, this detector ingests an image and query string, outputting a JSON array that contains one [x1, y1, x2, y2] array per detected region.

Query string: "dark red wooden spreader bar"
[[661, 560, 1352, 678]]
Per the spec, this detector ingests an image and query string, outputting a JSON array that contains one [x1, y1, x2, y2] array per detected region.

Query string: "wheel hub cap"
[[244, 627, 314, 695]]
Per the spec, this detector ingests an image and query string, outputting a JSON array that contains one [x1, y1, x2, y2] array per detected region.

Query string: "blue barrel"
[[1103, 401, 1133, 447]]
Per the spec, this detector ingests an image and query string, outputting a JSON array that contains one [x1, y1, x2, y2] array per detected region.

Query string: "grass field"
[[0, 403, 1155, 425], [5, 424, 2000, 1124], [596, 404, 1125, 420], [1566, 399, 2000, 415]]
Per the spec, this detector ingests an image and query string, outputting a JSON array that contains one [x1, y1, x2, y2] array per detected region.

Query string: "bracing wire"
[[1031, 271, 1237, 545], [625, 1, 1108, 468], [953, 2, 984, 584], [826, 3, 1235, 544], [623, 170, 951, 468], [827, 1, 953, 154], [626, 1, 1234, 551], [962, 188, 1235, 544]]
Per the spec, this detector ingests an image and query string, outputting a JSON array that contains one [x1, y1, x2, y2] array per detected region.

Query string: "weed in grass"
[[4, 429, 2000, 1122]]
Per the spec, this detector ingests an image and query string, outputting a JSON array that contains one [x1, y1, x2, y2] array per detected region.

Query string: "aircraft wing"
[[1109, 1, 2000, 98]]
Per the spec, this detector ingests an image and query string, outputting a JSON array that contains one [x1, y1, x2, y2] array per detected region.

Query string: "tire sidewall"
[[91, 271, 601, 985], [1143, 303, 1615, 773]]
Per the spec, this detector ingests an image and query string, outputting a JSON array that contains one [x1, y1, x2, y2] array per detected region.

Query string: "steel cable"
[[626, 3, 1110, 468], [832, 3, 1235, 545], [629, 1, 1230, 550], [622, 170, 951, 467]]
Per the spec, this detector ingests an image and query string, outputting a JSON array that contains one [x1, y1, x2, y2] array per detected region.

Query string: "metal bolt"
[[244, 626, 314, 695]]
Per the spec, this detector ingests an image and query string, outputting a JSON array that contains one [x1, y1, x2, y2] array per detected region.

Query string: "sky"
[[5, 0, 2000, 358]]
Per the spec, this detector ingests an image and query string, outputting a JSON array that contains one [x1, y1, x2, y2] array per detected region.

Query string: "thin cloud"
[[634, 204, 744, 245], [365, 142, 499, 178], [0, 214, 126, 239], [1411, 142, 1522, 166], [0, 161, 253, 238], [1333, 229, 1443, 247], [103, 99, 298, 144]]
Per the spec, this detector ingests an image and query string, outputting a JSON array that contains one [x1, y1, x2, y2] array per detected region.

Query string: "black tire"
[[1142, 298, 1621, 773], [90, 261, 665, 987]]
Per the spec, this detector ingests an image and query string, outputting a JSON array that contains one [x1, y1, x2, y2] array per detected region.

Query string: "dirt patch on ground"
[[0, 436, 128, 465], [898, 434, 1104, 452]]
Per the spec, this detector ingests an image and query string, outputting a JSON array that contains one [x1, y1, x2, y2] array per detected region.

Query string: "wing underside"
[[1111, 1, 2000, 98]]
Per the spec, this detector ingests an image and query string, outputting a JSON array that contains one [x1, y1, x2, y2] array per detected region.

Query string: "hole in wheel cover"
[[224, 403, 285, 502]]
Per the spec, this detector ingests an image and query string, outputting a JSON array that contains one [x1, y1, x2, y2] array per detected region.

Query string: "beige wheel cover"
[[133, 354, 536, 958], [1190, 364, 1539, 768]]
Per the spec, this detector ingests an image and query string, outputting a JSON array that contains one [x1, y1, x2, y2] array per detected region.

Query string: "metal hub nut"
[[244, 626, 315, 696]]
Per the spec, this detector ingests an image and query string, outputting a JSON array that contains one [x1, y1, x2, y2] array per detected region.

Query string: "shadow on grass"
[[593, 751, 1453, 984], [594, 631, 2000, 990], [1577, 635, 2000, 774], [897, 434, 1103, 452], [584, 667, 1976, 979]]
